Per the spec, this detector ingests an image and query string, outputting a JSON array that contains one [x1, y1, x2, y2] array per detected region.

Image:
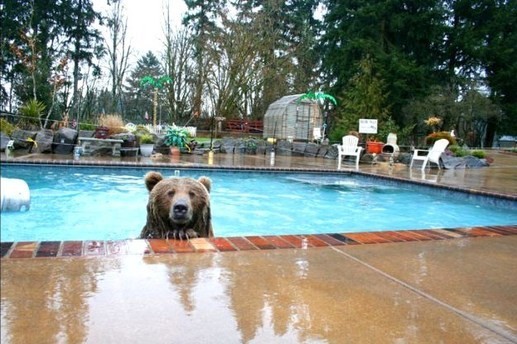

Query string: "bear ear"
[[198, 176, 211, 193], [144, 171, 164, 192]]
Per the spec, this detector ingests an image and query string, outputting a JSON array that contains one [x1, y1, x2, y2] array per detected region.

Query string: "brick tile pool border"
[[1, 225, 516, 259]]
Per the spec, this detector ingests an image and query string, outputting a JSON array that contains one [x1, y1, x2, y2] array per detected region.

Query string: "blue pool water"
[[1, 165, 516, 242]]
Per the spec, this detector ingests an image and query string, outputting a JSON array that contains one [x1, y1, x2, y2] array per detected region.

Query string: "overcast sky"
[[94, 0, 187, 57]]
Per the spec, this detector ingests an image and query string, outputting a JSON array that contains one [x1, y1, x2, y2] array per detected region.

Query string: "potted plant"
[[245, 138, 257, 154], [139, 133, 154, 157], [164, 125, 189, 156], [366, 135, 384, 154]]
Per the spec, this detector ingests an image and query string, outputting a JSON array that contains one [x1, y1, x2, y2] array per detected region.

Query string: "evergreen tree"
[[320, 0, 445, 125], [330, 55, 389, 141], [124, 51, 164, 123]]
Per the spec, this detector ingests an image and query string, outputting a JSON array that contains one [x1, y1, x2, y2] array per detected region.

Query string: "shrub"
[[448, 145, 460, 155], [139, 133, 154, 144], [0, 118, 16, 136], [425, 131, 457, 146], [19, 99, 45, 129], [134, 125, 151, 137], [164, 125, 189, 148], [448, 145, 486, 158], [471, 150, 486, 159], [79, 122, 96, 130], [448, 145, 469, 157], [98, 114, 125, 135]]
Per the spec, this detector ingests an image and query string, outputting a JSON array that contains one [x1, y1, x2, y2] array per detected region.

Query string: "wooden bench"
[[77, 137, 124, 157]]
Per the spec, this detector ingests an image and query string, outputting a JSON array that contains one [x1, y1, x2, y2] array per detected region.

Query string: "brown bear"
[[140, 171, 213, 240]]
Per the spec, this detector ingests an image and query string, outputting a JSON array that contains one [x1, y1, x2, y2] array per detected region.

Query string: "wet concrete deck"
[[1, 150, 516, 343]]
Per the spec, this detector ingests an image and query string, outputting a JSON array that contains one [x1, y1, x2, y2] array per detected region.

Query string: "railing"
[[225, 120, 263, 133]]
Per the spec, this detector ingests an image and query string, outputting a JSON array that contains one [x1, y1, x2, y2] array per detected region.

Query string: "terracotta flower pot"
[[169, 146, 180, 157], [366, 141, 384, 154]]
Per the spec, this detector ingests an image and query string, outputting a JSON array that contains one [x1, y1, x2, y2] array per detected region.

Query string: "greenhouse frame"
[[263, 94, 322, 141]]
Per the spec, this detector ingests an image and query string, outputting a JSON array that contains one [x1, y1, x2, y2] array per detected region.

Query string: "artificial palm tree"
[[140, 75, 173, 127], [299, 91, 337, 140]]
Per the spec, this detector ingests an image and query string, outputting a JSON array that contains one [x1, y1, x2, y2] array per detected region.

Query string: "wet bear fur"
[[140, 171, 213, 239]]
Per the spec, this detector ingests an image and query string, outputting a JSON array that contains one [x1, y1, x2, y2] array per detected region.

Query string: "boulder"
[[52, 128, 78, 154], [0, 132, 10, 151], [11, 129, 37, 149], [292, 142, 306, 156], [304, 143, 320, 157], [317, 144, 329, 158], [79, 130, 95, 138], [34, 129, 54, 153], [256, 140, 268, 155], [276, 140, 292, 156], [437, 154, 490, 169], [326, 145, 339, 159], [217, 137, 237, 154]]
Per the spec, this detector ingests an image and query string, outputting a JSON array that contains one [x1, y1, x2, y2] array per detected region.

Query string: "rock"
[[218, 137, 238, 154], [304, 143, 320, 157], [292, 142, 306, 156], [52, 128, 78, 154], [464, 155, 490, 168], [317, 144, 329, 158], [0, 132, 10, 151], [326, 145, 339, 159], [397, 152, 412, 165], [11, 129, 37, 149], [112, 132, 137, 148], [440, 153, 490, 169], [256, 140, 268, 155], [34, 129, 54, 153], [79, 130, 95, 138], [276, 140, 292, 156]]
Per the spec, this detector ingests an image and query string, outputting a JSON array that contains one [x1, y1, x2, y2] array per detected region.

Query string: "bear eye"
[[167, 190, 175, 198], [189, 191, 196, 198]]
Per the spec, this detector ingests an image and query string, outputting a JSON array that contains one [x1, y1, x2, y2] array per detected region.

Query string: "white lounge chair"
[[410, 138, 449, 170], [337, 135, 363, 169]]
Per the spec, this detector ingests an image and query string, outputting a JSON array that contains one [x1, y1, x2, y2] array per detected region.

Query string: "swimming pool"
[[1, 164, 516, 242]]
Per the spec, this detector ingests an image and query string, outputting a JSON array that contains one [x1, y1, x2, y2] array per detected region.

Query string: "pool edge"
[[2, 225, 516, 259]]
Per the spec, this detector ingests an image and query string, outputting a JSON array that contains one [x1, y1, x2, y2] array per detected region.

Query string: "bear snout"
[[171, 199, 192, 223]]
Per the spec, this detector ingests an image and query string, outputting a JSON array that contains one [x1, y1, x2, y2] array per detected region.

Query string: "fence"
[[225, 120, 263, 133]]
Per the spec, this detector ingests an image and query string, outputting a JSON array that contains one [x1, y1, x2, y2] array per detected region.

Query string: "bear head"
[[140, 171, 213, 240]]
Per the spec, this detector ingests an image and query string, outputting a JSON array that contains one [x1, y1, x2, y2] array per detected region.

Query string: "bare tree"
[[105, 0, 132, 115], [163, 6, 195, 123], [205, 12, 265, 120]]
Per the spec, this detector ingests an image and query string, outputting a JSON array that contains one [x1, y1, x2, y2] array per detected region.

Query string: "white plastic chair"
[[337, 135, 363, 169], [410, 139, 449, 170]]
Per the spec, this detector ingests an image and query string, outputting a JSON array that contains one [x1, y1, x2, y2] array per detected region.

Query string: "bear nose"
[[173, 201, 188, 217]]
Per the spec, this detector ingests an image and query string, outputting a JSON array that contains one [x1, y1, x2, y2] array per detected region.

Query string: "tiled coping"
[[2, 226, 516, 259]]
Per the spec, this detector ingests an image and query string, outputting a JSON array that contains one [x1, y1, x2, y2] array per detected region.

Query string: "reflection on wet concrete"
[[2, 242, 515, 343], [1, 258, 121, 344]]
